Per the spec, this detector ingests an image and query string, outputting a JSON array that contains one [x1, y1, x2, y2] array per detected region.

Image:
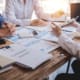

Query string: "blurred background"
[[0, 0, 80, 19], [0, 0, 71, 19]]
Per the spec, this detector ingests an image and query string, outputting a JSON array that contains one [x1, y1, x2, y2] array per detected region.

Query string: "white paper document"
[[0, 44, 52, 69], [36, 31, 58, 42], [15, 38, 59, 53], [16, 51, 52, 69], [6, 27, 58, 43], [26, 25, 52, 32], [6, 27, 35, 42], [15, 28, 34, 38]]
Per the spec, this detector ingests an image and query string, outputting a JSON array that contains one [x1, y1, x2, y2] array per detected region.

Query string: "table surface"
[[0, 20, 71, 80], [0, 48, 70, 80]]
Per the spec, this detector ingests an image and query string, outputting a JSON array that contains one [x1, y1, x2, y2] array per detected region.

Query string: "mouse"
[[0, 38, 6, 45]]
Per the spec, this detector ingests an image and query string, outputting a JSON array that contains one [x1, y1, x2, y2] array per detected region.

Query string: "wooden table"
[[0, 47, 70, 80], [0, 20, 71, 80]]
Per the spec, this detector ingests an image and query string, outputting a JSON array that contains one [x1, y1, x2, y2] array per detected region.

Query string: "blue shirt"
[[0, 15, 5, 28]]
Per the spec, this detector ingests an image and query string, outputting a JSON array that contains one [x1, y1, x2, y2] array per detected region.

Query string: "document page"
[[6, 27, 34, 42], [15, 28, 34, 38], [26, 25, 52, 32], [15, 51, 52, 69], [6, 27, 58, 43], [35, 31, 58, 42], [0, 44, 52, 69], [15, 38, 59, 53]]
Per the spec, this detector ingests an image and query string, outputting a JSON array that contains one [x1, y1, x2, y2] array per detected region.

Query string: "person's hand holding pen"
[[51, 22, 62, 37], [0, 23, 16, 37], [62, 17, 80, 28], [3, 22, 16, 34], [30, 19, 48, 26]]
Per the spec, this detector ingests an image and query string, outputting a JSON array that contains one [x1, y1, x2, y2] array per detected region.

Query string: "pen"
[[62, 16, 80, 27], [62, 30, 72, 32]]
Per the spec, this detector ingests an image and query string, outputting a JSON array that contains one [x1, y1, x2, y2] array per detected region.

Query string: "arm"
[[0, 22, 16, 37], [33, 0, 52, 20], [51, 23, 80, 59], [58, 33, 80, 58], [5, 0, 30, 26]]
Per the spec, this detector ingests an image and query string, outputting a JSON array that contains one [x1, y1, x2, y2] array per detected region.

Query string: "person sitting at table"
[[51, 21, 80, 80], [0, 15, 15, 37], [4, 0, 52, 26]]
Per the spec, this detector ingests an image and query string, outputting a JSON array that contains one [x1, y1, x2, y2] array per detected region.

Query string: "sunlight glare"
[[40, 0, 69, 14]]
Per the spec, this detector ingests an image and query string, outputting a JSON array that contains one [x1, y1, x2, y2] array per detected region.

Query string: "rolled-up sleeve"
[[5, 0, 31, 26], [58, 33, 80, 58]]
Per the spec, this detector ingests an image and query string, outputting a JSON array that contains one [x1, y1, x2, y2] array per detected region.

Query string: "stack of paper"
[[0, 44, 52, 69], [16, 51, 52, 69], [15, 38, 59, 53], [0, 55, 14, 73]]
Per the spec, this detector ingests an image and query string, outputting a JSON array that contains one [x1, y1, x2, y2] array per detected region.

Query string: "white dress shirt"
[[58, 32, 80, 58], [4, 0, 51, 26]]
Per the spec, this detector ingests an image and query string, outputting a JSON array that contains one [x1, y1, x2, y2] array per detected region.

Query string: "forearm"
[[58, 33, 80, 58], [8, 17, 31, 26]]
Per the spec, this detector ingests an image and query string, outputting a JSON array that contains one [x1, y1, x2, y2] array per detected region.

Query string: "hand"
[[30, 19, 48, 26], [51, 23, 62, 37], [0, 28, 11, 37], [72, 21, 80, 27], [2, 22, 16, 34], [63, 20, 80, 28]]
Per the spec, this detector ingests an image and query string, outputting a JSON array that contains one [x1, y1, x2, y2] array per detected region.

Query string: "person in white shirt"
[[4, 0, 52, 26], [51, 21, 80, 80]]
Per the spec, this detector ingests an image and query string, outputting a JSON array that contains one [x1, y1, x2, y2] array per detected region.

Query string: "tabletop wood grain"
[[0, 47, 70, 80]]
